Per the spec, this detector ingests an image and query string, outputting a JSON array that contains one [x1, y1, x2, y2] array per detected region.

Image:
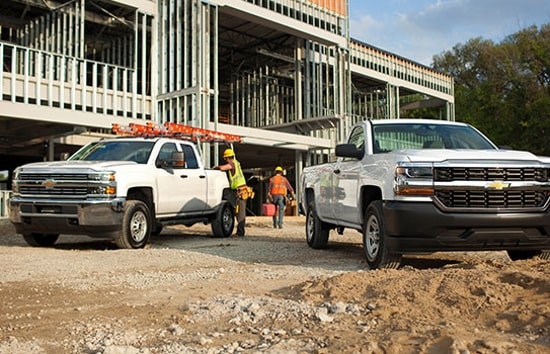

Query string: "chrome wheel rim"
[[130, 210, 147, 242], [365, 215, 380, 261]]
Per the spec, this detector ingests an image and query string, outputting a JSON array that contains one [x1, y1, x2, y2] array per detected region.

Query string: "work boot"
[[237, 221, 245, 237]]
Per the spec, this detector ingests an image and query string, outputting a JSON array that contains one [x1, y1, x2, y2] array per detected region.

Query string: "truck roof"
[[368, 119, 468, 126]]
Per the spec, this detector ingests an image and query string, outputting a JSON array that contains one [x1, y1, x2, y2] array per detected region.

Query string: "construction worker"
[[213, 148, 251, 236], [267, 166, 295, 229]]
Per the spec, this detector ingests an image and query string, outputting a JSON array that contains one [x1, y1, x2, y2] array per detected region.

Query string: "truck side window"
[[348, 126, 364, 150], [341, 126, 365, 161], [181, 144, 199, 169], [156, 143, 178, 168]]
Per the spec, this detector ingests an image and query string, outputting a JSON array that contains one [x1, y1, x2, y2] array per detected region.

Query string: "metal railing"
[[0, 41, 153, 120]]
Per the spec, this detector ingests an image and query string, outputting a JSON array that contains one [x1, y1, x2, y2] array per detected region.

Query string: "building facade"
[[0, 0, 454, 215]]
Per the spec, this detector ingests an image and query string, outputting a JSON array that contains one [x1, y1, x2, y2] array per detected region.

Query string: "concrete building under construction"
[[0, 0, 454, 215]]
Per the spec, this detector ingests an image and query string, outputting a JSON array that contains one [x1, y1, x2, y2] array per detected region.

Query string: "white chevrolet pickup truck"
[[9, 136, 234, 248], [300, 119, 550, 269]]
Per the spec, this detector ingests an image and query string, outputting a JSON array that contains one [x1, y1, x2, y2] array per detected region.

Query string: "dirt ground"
[[0, 216, 548, 354]]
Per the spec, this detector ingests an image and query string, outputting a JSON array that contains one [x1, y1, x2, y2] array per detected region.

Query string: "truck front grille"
[[433, 167, 550, 211], [19, 173, 89, 181], [19, 186, 89, 196], [17, 173, 106, 199], [435, 190, 548, 209], [434, 167, 549, 182]]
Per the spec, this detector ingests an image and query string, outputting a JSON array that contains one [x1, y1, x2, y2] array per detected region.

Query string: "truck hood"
[[395, 149, 550, 164], [17, 160, 137, 171]]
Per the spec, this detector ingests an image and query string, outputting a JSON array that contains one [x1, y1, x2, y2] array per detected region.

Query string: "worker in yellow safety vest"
[[267, 166, 295, 229], [214, 148, 252, 236]]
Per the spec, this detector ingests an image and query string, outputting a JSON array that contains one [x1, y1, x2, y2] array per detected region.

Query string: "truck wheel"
[[211, 201, 234, 238], [23, 233, 59, 247], [306, 201, 329, 249], [116, 200, 151, 249], [507, 250, 550, 261], [363, 201, 401, 269]]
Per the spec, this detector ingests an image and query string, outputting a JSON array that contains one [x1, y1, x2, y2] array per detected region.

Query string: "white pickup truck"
[[9, 136, 234, 248], [300, 119, 550, 269]]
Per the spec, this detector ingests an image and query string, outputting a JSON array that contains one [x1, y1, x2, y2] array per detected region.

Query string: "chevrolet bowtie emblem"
[[486, 181, 510, 190], [42, 179, 56, 189]]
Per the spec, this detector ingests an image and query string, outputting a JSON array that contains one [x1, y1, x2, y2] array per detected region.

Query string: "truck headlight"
[[394, 165, 434, 196], [88, 172, 116, 196], [89, 172, 116, 181]]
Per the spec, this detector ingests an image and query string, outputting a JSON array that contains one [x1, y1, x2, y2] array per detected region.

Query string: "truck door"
[[155, 142, 207, 216], [334, 126, 364, 225]]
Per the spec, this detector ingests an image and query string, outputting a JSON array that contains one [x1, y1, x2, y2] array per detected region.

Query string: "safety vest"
[[228, 159, 246, 189], [270, 174, 287, 195]]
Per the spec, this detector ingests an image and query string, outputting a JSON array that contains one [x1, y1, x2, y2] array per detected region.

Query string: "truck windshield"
[[69, 141, 155, 163], [372, 123, 497, 152]]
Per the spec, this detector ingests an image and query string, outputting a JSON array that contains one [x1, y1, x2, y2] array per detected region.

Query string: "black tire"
[[507, 250, 550, 261], [115, 200, 151, 249], [23, 233, 59, 247], [363, 201, 401, 269], [211, 201, 235, 238], [306, 201, 330, 249]]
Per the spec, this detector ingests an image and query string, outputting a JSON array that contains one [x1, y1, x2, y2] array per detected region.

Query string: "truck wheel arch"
[[360, 186, 382, 220], [127, 187, 154, 213]]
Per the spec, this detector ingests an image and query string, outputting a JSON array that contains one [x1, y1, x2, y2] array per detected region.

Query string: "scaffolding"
[[0, 0, 455, 161]]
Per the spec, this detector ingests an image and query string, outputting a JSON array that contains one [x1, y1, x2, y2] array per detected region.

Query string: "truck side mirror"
[[335, 143, 364, 159], [170, 151, 185, 168]]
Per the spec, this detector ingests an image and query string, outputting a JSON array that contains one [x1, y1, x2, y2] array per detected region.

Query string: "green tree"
[[432, 24, 550, 155]]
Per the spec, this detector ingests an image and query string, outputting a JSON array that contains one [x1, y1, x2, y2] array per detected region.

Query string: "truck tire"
[[507, 250, 550, 261], [116, 200, 151, 249], [23, 233, 59, 247], [363, 201, 401, 269], [306, 201, 329, 249], [211, 201, 234, 238]]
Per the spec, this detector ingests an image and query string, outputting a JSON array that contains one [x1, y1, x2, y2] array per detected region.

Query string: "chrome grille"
[[19, 173, 89, 181], [19, 186, 89, 196], [18, 173, 91, 198]]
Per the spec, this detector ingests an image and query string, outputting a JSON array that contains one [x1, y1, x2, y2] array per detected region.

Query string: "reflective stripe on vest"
[[229, 159, 246, 189], [270, 174, 287, 195]]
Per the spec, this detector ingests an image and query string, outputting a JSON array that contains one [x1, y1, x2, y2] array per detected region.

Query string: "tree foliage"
[[431, 24, 550, 155]]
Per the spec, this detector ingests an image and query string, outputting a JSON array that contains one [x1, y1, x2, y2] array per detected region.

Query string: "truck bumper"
[[383, 201, 550, 253], [8, 197, 126, 237]]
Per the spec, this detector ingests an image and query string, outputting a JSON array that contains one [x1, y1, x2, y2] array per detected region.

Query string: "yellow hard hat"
[[275, 166, 283, 172], [223, 148, 235, 158]]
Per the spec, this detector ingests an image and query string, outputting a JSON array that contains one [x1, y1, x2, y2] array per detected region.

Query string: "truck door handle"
[[199, 175, 206, 179], [334, 169, 341, 174], [180, 175, 188, 178]]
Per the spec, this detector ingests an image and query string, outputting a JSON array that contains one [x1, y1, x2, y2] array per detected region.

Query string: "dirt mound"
[[0, 217, 549, 353]]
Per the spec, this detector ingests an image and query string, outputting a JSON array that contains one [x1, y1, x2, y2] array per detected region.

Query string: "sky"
[[348, 0, 550, 66]]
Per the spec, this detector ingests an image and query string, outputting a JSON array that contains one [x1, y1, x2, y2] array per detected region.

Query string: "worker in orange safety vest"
[[267, 166, 295, 229]]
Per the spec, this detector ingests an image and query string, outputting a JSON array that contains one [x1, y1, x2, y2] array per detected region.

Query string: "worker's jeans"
[[272, 195, 286, 228]]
